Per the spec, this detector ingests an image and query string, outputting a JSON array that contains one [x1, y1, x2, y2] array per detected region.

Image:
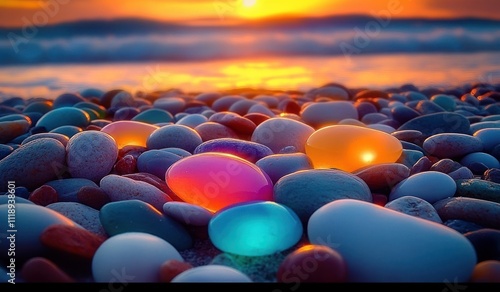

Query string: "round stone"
[[397, 112, 471, 138], [388, 171, 456, 204], [0, 138, 66, 192], [385, 195, 442, 223], [255, 153, 313, 184], [92, 232, 184, 283], [460, 152, 500, 169], [276, 245, 348, 283], [171, 265, 252, 283], [66, 131, 118, 182], [251, 117, 315, 153], [273, 169, 372, 223], [208, 201, 302, 256], [470, 260, 500, 283], [423, 133, 484, 158], [434, 197, 500, 230], [305, 125, 403, 172], [147, 124, 203, 153], [300, 101, 358, 129]]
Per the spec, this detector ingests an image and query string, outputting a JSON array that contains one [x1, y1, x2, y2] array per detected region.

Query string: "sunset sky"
[[0, 0, 499, 27]]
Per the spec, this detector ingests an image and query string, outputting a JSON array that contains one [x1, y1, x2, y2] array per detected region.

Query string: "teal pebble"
[[132, 108, 174, 124], [36, 107, 90, 131], [208, 201, 303, 257]]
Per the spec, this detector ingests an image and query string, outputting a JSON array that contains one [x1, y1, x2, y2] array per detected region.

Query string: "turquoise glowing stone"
[[208, 201, 303, 256]]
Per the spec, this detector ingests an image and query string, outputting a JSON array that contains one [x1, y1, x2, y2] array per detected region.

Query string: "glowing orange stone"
[[100, 120, 159, 149], [165, 152, 274, 213], [305, 125, 403, 172]]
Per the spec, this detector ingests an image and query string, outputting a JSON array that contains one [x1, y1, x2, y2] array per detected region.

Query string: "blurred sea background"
[[0, 1, 499, 99]]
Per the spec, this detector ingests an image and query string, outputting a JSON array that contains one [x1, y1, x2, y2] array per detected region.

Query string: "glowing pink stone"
[[165, 152, 273, 213], [100, 120, 159, 149]]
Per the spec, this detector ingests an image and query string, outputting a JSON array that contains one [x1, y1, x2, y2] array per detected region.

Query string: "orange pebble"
[[305, 125, 403, 172]]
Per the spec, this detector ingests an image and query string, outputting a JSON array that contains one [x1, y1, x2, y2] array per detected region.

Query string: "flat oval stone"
[[353, 163, 410, 191], [46, 202, 107, 237], [100, 174, 173, 212], [305, 125, 403, 172], [448, 166, 475, 180], [0, 203, 79, 261], [163, 201, 213, 226], [171, 265, 252, 283], [473, 128, 500, 152], [433, 197, 500, 229], [274, 169, 372, 222], [251, 117, 315, 153], [100, 120, 159, 149], [388, 171, 456, 204], [0, 138, 66, 192], [460, 152, 500, 169], [255, 153, 313, 184], [137, 150, 183, 179], [53, 92, 86, 109], [147, 124, 203, 153], [66, 131, 118, 182], [46, 178, 99, 202], [92, 232, 184, 283], [40, 224, 106, 261], [36, 107, 90, 131], [300, 101, 358, 129], [398, 112, 471, 138], [308, 199, 477, 282], [208, 201, 303, 256], [153, 97, 186, 115], [209, 111, 257, 135], [0, 120, 31, 143], [423, 133, 484, 158], [430, 158, 462, 173], [176, 113, 208, 129], [166, 153, 273, 212], [385, 195, 442, 223], [100, 199, 192, 250], [194, 122, 240, 141], [455, 179, 500, 204], [193, 138, 273, 163]]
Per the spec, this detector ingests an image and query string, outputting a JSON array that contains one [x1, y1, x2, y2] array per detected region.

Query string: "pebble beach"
[[1, 81, 500, 285]]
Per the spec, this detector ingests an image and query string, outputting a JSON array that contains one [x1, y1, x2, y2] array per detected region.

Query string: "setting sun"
[[242, 0, 257, 8]]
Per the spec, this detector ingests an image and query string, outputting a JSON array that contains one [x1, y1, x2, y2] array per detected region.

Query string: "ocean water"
[[0, 52, 499, 99], [0, 16, 499, 99]]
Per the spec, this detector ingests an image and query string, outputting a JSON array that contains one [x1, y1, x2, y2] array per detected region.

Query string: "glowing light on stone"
[[208, 201, 303, 256], [100, 120, 159, 149], [165, 152, 273, 213], [305, 125, 403, 172]]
